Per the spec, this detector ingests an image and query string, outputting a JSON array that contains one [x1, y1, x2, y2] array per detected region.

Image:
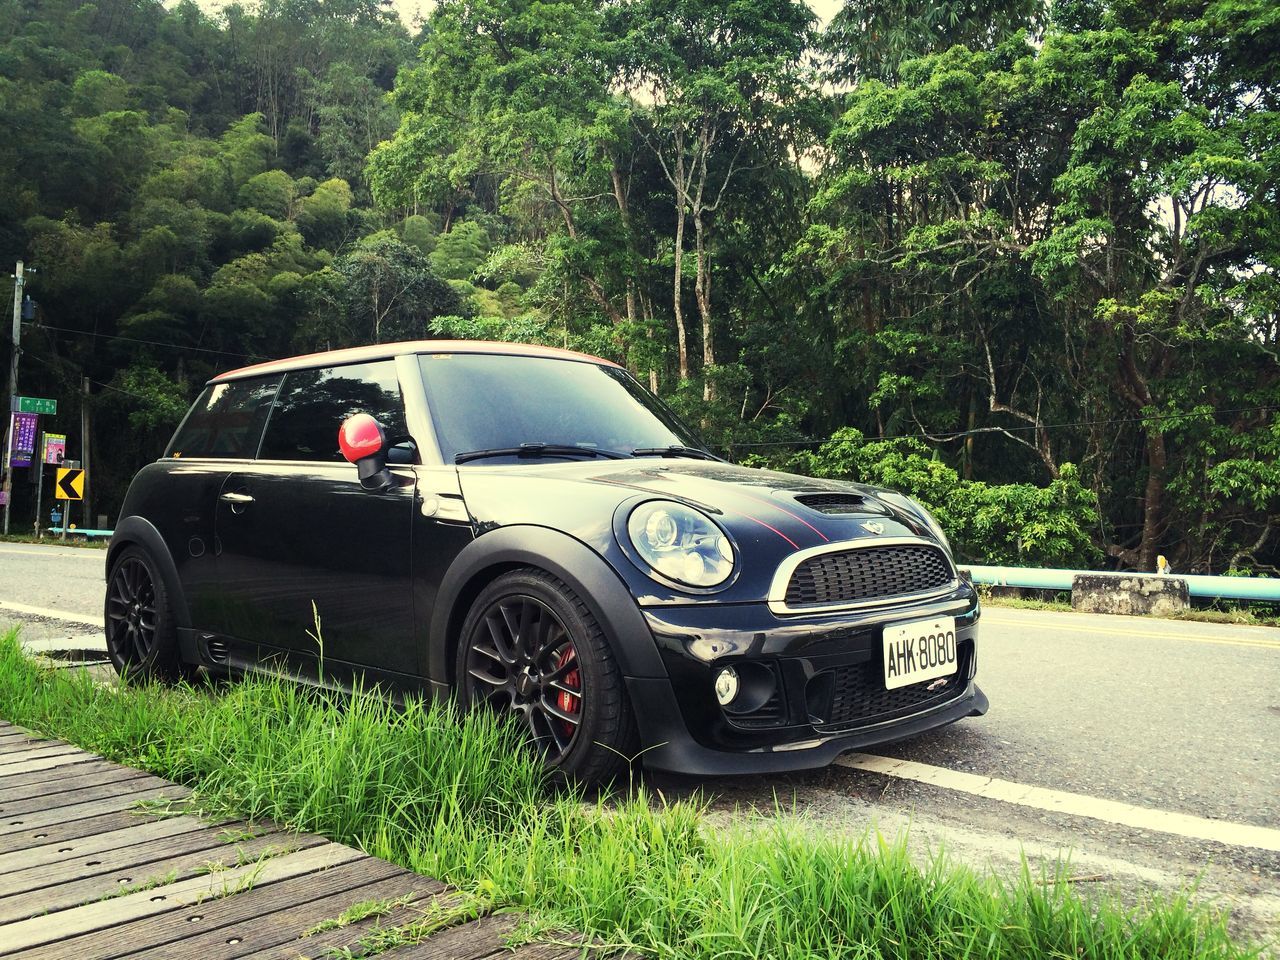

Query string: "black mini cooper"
[[106, 340, 987, 783]]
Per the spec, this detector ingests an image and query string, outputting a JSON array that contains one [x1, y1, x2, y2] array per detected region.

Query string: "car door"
[[157, 373, 283, 629], [213, 359, 419, 678]]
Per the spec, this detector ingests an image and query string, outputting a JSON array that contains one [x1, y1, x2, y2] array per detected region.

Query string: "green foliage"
[[314, 234, 464, 346], [428, 221, 490, 281], [1, 0, 1275, 574], [791, 429, 1101, 567], [237, 170, 297, 219], [105, 366, 190, 433]]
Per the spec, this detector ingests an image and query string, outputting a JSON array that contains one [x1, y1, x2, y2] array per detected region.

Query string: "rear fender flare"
[[429, 525, 666, 686], [106, 517, 192, 629]]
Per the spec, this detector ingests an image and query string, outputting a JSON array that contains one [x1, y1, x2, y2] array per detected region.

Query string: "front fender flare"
[[429, 525, 667, 685]]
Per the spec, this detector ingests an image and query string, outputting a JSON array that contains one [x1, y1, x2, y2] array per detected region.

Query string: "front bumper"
[[625, 584, 987, 775]]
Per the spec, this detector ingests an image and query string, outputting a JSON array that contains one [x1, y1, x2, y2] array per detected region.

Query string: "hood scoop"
[[793, 493, 868, 515]]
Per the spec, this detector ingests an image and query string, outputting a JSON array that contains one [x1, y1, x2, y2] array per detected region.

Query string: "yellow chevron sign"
[[55, 467, 84, 500]]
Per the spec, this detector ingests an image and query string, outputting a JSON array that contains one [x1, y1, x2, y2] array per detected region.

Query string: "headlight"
[[627, 501, 735, 588]]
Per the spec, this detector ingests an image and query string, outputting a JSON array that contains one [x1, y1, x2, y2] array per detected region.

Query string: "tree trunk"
[[550, 167, 625, 327], [694, 211, 714, 402], [672, 152, 689, 383], [1138, 429, 1167, 571]]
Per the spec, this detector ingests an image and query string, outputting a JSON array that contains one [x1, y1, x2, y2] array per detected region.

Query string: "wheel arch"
[[428, 525, 666, 687], [106, 517, 192, 629]]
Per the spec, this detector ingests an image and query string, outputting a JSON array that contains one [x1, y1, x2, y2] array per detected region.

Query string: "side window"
[[258, 360, 412, 463], [166, 376, 281, 459]]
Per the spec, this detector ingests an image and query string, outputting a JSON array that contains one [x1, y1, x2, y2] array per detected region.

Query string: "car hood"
[[456, 457, 937, 551]]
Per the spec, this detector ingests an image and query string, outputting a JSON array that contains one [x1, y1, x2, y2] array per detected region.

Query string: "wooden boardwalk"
[[0, 720, 578, 960]]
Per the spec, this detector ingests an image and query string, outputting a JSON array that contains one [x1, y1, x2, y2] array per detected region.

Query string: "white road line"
[[836, 753, 1280, 852], [0, 546, 102, 559], [0, 600, 100, 628]]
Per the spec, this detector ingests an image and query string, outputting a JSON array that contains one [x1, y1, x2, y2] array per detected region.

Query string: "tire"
[[104, 545, 194, 683], [455, 568, 638, 786]]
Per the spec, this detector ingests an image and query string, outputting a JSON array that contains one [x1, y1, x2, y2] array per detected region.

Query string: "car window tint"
[[166, 376, 281, 459], [418, 353, 703, 462], [259, 361, 411, 463]]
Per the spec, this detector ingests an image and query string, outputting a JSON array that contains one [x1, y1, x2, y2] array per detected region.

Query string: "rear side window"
[[166, 376, 281, 459], [258, 360, 410, 463]]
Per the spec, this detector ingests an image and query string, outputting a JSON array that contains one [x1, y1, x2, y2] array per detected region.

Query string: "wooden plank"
[[358, 913, 522, 960], [0, 815, 223, 876], [505, 944, 593, 960], [125, 870, 447, 960], [1, 805, 206, 853], [0, 743, 83, 766], [252, 884, 462, 960], [0, 751, 97, 778], [0, 758, 139, 797], [0, 737, 55, 752], [0, 739, 62, 758], [0, 842, 365, 955], [0, 823, 266, 899], [0, 832, 330, 925], [16, 856, 412, 960], [0, 784, 187, 837], [0, 771, 174, 817]]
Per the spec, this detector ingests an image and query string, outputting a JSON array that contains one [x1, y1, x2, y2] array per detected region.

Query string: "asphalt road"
[[879, 605, 1280, 828], [1, 542, 1278, 944]]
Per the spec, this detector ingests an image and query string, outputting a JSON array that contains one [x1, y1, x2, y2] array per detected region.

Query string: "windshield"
[[418, 353, 705, 463]]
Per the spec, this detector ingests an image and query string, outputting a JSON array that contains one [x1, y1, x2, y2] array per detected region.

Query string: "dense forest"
[[1, 0, 1276, 573]]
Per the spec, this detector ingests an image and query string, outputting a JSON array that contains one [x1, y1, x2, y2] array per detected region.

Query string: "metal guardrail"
[[962, 565, 1280, 603]]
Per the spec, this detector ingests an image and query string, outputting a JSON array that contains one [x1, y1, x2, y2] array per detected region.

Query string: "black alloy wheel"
[[104, 546, 191, 682], [464, 593, 583, 760], [107, 555, 158, 662], [457, 568, 637, 784]]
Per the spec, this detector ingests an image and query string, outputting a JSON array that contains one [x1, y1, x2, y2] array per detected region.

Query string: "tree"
[[369, 0, 636, 337], [328, 234, 464, 344], [823, 0, 1046, 82], [614, 0, 815, 398]]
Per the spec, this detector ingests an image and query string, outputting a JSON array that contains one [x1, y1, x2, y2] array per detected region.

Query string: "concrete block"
[[985, 585, 1028, 600], [1071, 574, 1190, 616]]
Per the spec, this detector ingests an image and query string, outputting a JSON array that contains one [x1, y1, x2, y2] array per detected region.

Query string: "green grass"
[[0, 629, 1264, 959], [303, 894, 416, 936], [0, 533, 108, 549]]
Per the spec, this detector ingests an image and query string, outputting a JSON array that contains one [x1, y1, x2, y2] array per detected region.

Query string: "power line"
[[23, 352, 181, 406], [724, 405, 1280, 449], [24, 323, 273, 362]]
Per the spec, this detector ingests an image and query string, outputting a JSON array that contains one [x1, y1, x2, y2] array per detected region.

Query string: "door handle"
[[219, 491, 254, 514]]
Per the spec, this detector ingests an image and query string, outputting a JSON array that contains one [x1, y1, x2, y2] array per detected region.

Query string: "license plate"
[[883, 617, 957, 690]]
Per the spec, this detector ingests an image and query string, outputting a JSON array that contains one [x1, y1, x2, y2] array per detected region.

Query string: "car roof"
[[210, 339, 622, 383]]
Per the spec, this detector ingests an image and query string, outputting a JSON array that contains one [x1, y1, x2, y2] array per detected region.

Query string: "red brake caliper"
[[554, 646, 581, 737]]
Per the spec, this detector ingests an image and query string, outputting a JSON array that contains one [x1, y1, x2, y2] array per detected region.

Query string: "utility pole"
[[80, 377, 91, 529], [3, 260, 25, 535]]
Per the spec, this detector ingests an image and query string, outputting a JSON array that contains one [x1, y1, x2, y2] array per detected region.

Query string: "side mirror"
[[338, 414, 394, 491]]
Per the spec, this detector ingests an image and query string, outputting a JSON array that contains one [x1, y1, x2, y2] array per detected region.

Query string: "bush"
[[789, 428, 1101, 568]]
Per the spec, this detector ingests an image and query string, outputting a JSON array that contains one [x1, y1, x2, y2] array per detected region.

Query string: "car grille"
[[794, 493, 866, 514], [812, 643, 972, 732], [783, 544, 953, 607], [728, 689, 788, 728]]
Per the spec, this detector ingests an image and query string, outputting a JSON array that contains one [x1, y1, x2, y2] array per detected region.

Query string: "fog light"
[[714, 666, 739, 706]]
